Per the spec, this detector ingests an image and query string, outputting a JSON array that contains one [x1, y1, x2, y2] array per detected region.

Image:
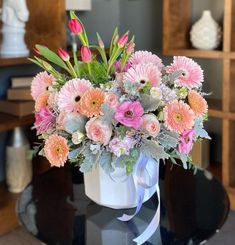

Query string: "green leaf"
[[100, 151, 114, 174], [141, 139, 169, 161], [100, 103, 115, 125], [140, 94, 161, 112], [28, 58, 44, 70], [194, 118, 211, 139], [116, 126, 128, 139], [124, 81, 140, 96], [36, 45, 69, 71], [64, 114, 87, 134], [157, 128, 179, 149]]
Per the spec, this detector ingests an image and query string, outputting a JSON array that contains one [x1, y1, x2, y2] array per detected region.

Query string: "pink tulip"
[[118, 32, 129, 48], [33, 47, 42, 56], [81, 46, 92, 63], [126, 42, 135, 55], [58, 48, 70, 62], [68, 19, 83, 34]]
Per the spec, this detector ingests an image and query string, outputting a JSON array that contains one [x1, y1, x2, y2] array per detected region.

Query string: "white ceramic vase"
[[84, 154, 157, 209], [6, 127, 32, 193], [190, 10, 222, 50]]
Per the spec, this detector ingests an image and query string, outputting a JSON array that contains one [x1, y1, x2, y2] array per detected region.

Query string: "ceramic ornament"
[[0, 0, 29, 58], [190, 10, 222, 50]]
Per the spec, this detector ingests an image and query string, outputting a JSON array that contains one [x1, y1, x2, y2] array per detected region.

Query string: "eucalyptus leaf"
[[100, 103, 115, 125], [140, 94, 161, 112], [64, 114, 87, 134], [141, 139, 169, 161], [100, 151, 114, 174]]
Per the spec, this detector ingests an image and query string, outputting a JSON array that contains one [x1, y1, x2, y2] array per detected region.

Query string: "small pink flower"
[[81, 46, 92, 63], [123, 63, 161, 88], [68, 19, 83, 34], [115, 101, 144, 129], [167, 56, 204, 89], [109, 136, 136, 157], [85, 117, 112, 145], [118, 32, 129, 48], [35, 107, 55, 134], [44, 134, 69, 167], [58, 48, 70, 62], [178, 129, 195, 154], [115, 60, 132, 73], [142, 114, 160, 137], [57, 78, 92, 113], [31, 71, 55, 100], [104, 93, 120, 109], [126, 42, 135, 55], [130, 51, 163, 69]]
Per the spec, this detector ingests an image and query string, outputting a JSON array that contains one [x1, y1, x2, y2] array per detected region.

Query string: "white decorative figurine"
[[190, 10, 222, 50], [0, 0, 29, 58]]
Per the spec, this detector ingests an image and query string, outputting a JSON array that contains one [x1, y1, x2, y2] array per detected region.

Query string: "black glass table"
[[17, 163, 229, 245]]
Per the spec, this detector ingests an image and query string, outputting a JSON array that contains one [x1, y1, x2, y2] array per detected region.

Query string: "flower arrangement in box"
[[30, 11, 210, 244]]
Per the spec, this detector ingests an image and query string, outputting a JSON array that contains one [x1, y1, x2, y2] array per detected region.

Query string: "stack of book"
[[0, 77, 34, 117]]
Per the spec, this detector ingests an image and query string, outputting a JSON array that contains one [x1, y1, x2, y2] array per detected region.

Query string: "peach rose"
[[142, 114, 160, 137], [85, 117, 112, 145], [104, 93, 120, 109]]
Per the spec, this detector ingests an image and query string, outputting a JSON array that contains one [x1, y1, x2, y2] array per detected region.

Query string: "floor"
[[0, 212, 234, 245]]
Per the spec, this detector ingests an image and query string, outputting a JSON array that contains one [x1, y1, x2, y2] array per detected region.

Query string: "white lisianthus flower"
[[72, 131, 85, 145], [150, 87, 162, 99]]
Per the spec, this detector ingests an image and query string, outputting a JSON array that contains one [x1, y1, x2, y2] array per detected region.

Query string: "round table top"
[[17, 163, 229, 245]]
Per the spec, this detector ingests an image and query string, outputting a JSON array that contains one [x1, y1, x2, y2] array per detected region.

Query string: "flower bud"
[[72, 131, 85, 145], [126, 42, 135, 55], [68, 19, 83, 34], [118, 32, 129, 48], [81, 46, 92, 63], [58, 48, 70, 62]]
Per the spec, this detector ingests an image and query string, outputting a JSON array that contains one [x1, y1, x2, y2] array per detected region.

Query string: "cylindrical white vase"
[[6, 127, 32, 193], [84, 155, 157, 209], [190, 10, 222, 50]]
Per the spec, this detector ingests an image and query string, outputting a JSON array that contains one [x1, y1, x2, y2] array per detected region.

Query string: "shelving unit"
[[0, 0, 66, 236], [163, 0, 235, 209]]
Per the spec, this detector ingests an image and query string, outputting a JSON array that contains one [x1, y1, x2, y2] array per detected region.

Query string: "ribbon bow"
[[118, 153, 160, 245]]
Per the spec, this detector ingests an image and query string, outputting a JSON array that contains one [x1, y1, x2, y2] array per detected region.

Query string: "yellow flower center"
[[174, 112, 183, 123]]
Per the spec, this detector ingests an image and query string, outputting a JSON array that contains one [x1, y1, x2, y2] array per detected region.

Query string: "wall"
[[78, 0, 162, 52]]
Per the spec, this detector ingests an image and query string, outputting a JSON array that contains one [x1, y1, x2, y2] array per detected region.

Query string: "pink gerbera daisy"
[[130, 51, 163, 69], [123, 63, 161, 88], [188, 90, 208, 116], [44, 134, 69, 167], [164, 100, 195, 134], [167, 56, 204, 89], [57, 78, 91, 113], [31, 72, 55, 100]]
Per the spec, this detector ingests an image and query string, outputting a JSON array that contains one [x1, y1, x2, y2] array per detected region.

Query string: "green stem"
[[87, 63, 92, 76], [73, 49, 80, 76], [107, 47, 121, 75], [66, 61, 77, 78]]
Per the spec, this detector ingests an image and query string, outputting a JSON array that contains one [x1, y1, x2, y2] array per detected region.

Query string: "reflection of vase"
[[190, 10, 222, 50], [6, 127, 32, 193], [84, 153, 157, 209]]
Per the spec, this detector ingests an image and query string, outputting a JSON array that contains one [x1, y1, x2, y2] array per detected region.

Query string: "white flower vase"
[[84, 153, 157, 209], [190, 10, 222, 50]]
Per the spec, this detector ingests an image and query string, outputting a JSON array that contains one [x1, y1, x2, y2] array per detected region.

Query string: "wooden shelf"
[[208, 99, 223, 118], [164, 49, 224, 59], [0, 113, 34, 132], [0, 57, 31, 67], [0, 182, 19, 236]]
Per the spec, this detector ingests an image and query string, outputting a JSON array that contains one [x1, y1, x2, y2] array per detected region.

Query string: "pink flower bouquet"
[[30, 10, 210, 177], [30, 11, 210, 244]]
